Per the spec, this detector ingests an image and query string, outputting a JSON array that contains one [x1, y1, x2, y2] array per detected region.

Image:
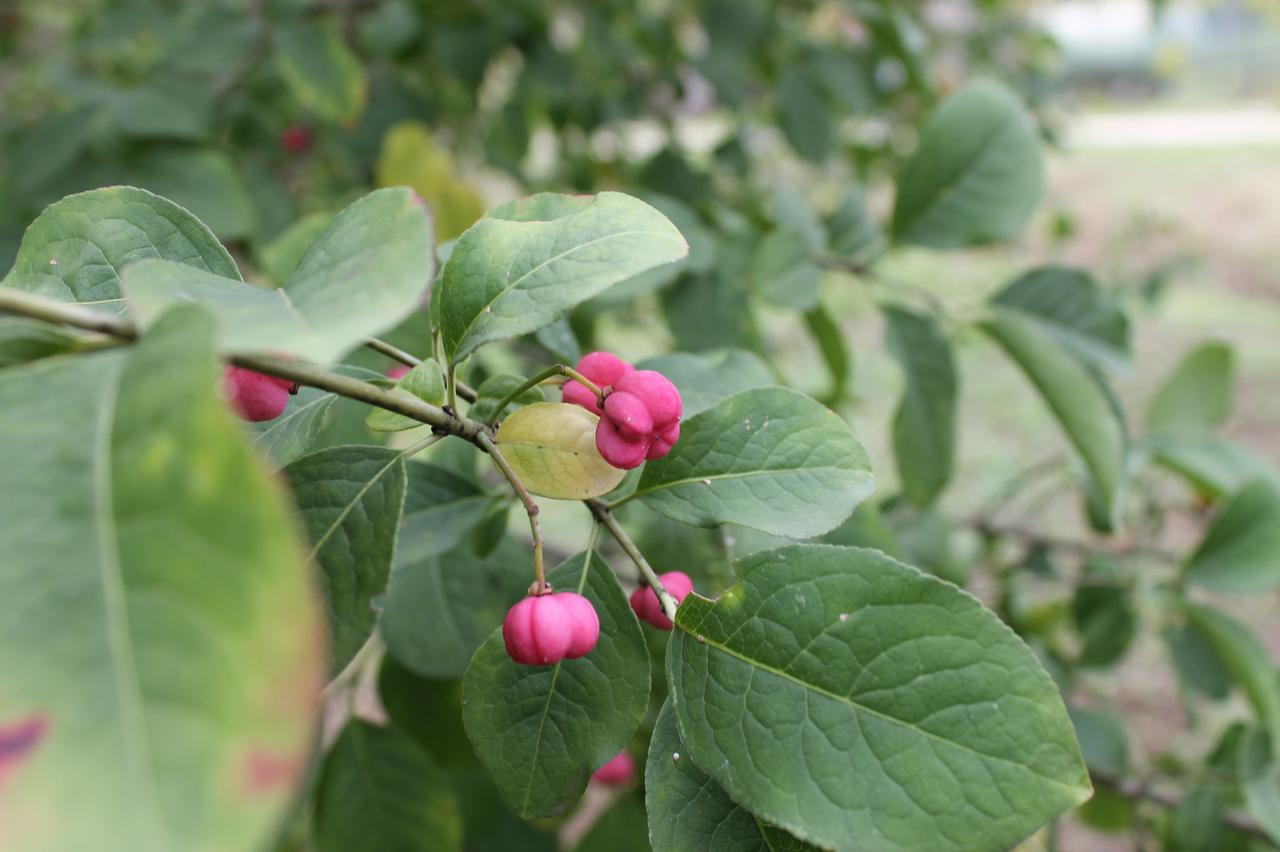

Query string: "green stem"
[[484, 363, 604, 427], [477, 432, 546, 594], [587, 499, 678, 622]]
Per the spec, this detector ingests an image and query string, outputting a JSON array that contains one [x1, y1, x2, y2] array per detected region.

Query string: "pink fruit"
[[503, 591, 600, 666], [592, 750, 636, 786], [596, 419, 651, 470], [563, 351, 634, 415], [601, 390, 653, 440], [613, 370, 681, 428], [280, 124, 312, 154], [629, 571, 694, 631], [223, 366, 295, 422], [646, 421, 680, 461], [386, 364, 410, 380]]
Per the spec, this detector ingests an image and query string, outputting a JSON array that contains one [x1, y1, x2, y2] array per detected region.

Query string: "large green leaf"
[[647, 700, 821, 852], [635, 349, 774, 418], [981, 307, 1126, 526], [274, 20, 368, 125], [285, 446, 408, 674], [884, 307, 956, 507], [1147, 342, 1234, 438], [3, 186, 239, 303], [632, 387, 874, 539], [381, 538, 529, 680], [313, 720, 461, 852], [462, 550, 649, 819], [124, 188, 434, 362], [437, 192, 687, 363], [1183, 602, 1280, 744], [992, 266, 1130, 372], [667, 544, 1090, 851], [1184, 479, 1280, 595], [0, 307, 322, 851], [891, 80, 1043, 248]]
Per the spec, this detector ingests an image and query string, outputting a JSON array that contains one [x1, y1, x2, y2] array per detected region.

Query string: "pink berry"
[[646, 421, 680, 461], [563, 351, 634, 415], [280, 124, 312, 154], [592, 750, 636, 786], [629, 571, 694, 631], [386, 364, 410, 380], [602, 390, 653, 441], [613, 370, 681, 427], [223, 366, 294, 422], [562, 380, 602, 415], [503, 592, 600, 666], [596, 419, 651, 470]]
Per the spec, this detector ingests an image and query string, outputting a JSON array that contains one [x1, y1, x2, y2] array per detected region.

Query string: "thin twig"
[[969, 518, 1182, 564], [587, 499, 678, 622], [485, 363, 603, 427], [477, 432, 546, 593]]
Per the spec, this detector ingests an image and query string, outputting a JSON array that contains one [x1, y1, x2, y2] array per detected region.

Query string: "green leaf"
[[313, 720, 462, 852], [884, 307, 956, 507], [826, 188, 881, 262], [285, 445, 408, 674], [255, 212, 334, 286], [992, 266, 1130, 372], [1071, 583, 1136, 668], [110, 82, 211, 140], [0, 307, 322, 850], [376, 121, 485, 241], [124, 188, 434, 362], [462, 550, 649, 819], [396, 460, 497, 564], [274, 19, 368, 125], [632, 387, 874, 539], [3, 186, 239, 303], [494, 403, 626, 500], [0, 317, 85, 367], [1239, 729, 1280, 844], [381, 538, 529, 680], [1165, 625, 1230, 701], [667, 544, 1090, 852], [778, 66, 832, 163], [577, 793, 651, 852], [635, 349, 774, 418], [1147, 435, 1279, 499], [1185, 479, 1280, 594], [892, 80, 1044, 248], [367, 359, 446, 432], [248, 384, 339, 468], [437, 192, 687, 364], [1069, 708, 1129, 777], [981, 307, 1126, 527], [124, 147, 256, 241], [751, 229, 820, 310], [803, 304, 853, 406], [647, 699, 821, 852], [1183, 602, 1280, 743], [533, 316, 582, 364], [1148, 342, 1235, 438], [377, 657, 475, 769]]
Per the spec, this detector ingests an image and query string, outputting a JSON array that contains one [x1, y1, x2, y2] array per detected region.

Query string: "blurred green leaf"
[[992, 265, 1130, 372], [885, 306, 956, 507], [1148, 342, 1234, 438], [804, 304, 853, 406], [1183, 602, 1280, 743], [375, 122, 485, 241], [1239, 729, 1280, 845], [1072, 582, 1136, 668], [367, 359, 447, 432], [255, 212, 334, 286], [636, 349, 774, 418], [1185, 479, 1280, 595], [1069, 708, 1129, 776], [274, 19, 368, 125], [1165, 624, 1231, 701], [751, 229, 820, 310]]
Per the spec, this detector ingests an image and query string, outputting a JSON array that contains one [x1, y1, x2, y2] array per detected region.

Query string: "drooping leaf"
[[1071, 582, 1136, 668], [274, 19, 368, 125], [1148, 342, 1234, 438], [367, 359, 446, 432], [667, 544, 1090, 852], [632, 387, 874, 539], [313, 720, 462, 852], [635, 349, 774, 418], [647, 699, 822, 852], [462, 550, 649, 819], [892, 80, 1044, 248], [437, 192, 687, 364], [1069, 708, 1129, 777], [992, 266, 1130, 372], [3, 186, 239, 303], [1239, 729, 1280, 845], [1184, 479, 1280, 595], [494, 403, 625, 500], [1164, 625, 1230, 701], [751, 229, 820, 310], [0, 307, 322, 850], [124, 188, 434, 362], [803, 304, 853, 406], [285, 445, 408, 674], [884, 306, 956, 507], [249, 384, 339, 468], [1183, 602, 1280, 743], [381, 537, 529, 680], [981, 307, 1126, 527]]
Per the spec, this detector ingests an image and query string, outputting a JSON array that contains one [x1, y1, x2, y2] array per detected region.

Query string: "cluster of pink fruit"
[[562, 352, 682, 470], [501, 571, 694, 666]]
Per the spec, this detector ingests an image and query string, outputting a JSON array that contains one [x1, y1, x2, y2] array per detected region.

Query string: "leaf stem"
[[477, 432, 546, 594], [587, 499, 678, 622], [365, 337, 477, 402], [484, 363, 603, 427]]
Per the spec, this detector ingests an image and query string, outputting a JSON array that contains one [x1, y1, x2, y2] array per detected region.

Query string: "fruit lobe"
[[223, 366, 295, 422], [629, 571, 694, 631]]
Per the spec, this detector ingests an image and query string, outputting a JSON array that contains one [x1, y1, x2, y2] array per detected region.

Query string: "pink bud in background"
[[592, 750, 636, 786]]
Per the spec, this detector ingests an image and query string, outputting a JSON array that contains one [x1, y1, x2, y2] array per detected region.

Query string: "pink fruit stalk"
[[592, 750, 636, 786], [223, 366, 296, 422], [629, 571, 694, 631], [503, 591, 600, 666]]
